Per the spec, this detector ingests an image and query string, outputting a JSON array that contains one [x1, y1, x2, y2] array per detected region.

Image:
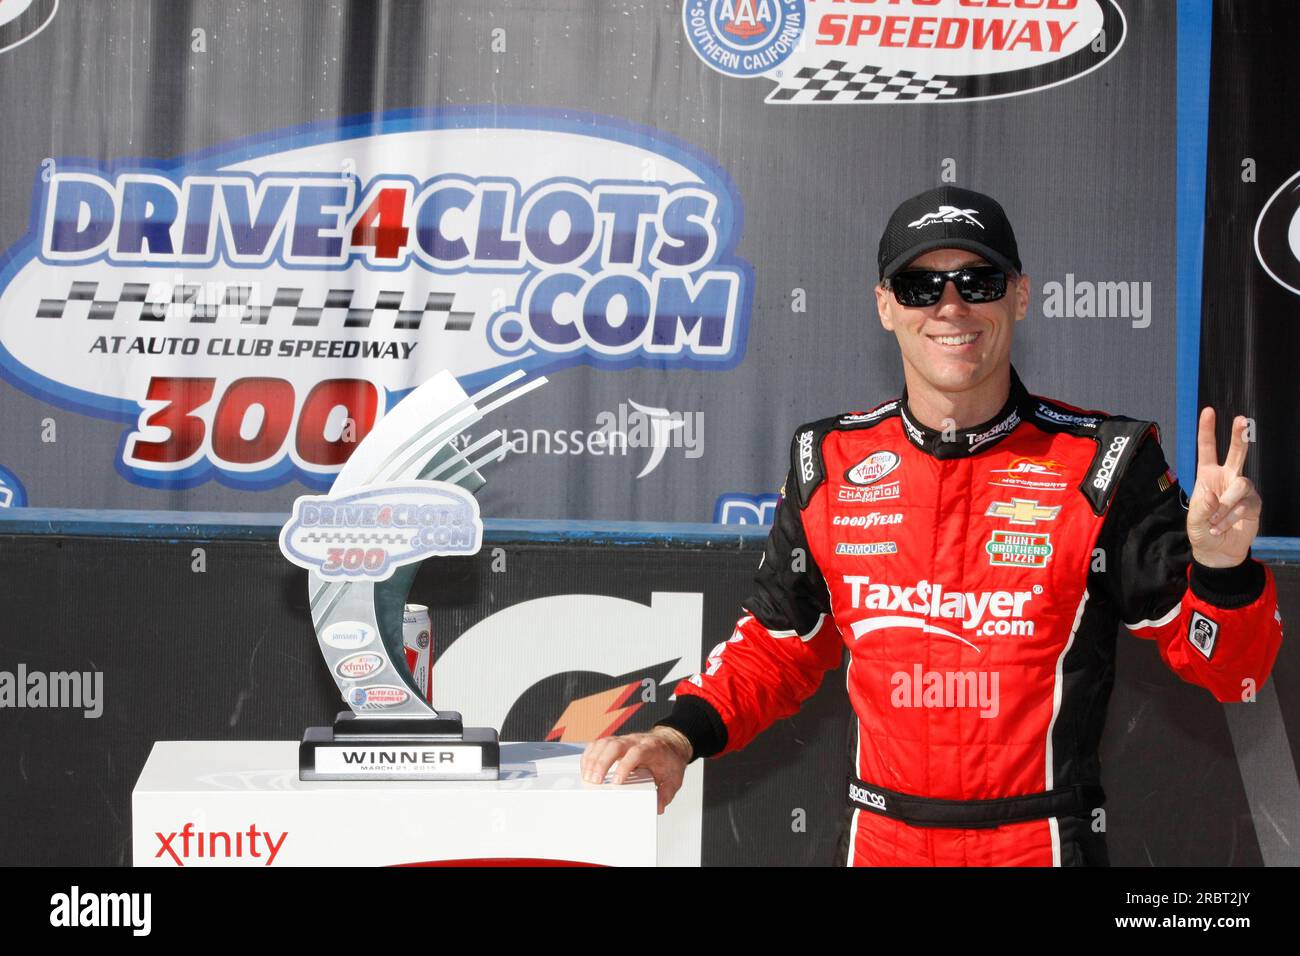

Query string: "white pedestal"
[[133, 740, 657, 866]]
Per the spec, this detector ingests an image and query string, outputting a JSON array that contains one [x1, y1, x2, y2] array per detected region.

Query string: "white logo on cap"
[[908, 206, 983, 229]]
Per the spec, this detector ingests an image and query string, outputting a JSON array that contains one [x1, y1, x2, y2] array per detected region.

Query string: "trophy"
[[279, 369, 543, 780]]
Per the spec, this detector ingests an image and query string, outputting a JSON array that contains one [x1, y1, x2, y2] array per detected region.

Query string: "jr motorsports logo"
[[1255, 169, 1300, 297], [684, 0, 1124, 104], [0, 0, 57, 56], [0, 108, 751, 490]]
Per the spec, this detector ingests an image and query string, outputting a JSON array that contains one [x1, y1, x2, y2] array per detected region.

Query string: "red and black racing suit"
[[656, 368, 1284, 866]]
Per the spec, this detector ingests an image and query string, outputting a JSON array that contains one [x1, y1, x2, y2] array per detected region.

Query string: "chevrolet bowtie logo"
[[985, 498, 1061, 526]]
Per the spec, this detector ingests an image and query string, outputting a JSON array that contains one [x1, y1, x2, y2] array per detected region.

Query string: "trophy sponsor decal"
[[280, 481, 482, 581], [321, 621, 377, 650]]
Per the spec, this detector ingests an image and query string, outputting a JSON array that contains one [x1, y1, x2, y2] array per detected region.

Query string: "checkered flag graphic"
[[35, 281, 476, 331], [299, 532, 408, 545], [768, 60, 960, 103]]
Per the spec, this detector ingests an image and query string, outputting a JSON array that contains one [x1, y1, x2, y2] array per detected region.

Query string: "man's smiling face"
[[875, 247, 1030, 396]]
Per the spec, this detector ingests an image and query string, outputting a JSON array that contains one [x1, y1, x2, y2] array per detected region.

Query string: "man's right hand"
[[580, 727, 692, 815]]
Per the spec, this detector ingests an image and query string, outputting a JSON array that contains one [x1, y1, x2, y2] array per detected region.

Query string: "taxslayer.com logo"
[[1255, 169, 1300, 297], [0, 108, 751, 490], [0, 0, 57, 56], [684, 0, 1125, 105], [844, 575, 1042, 650]]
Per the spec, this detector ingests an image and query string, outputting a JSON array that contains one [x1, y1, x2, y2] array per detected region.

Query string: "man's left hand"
[[1187, 407, 1262, 568]]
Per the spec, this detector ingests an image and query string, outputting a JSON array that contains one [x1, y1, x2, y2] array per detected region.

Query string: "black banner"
[[1202, 0, 1300, 536], [0, 528, 1294, 866]]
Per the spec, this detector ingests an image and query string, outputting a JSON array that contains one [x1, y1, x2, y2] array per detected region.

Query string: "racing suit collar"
[[898, 366, 1031, 460]]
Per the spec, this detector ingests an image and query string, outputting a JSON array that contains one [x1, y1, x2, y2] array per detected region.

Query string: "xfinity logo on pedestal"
[[154, 822, 288, 866]]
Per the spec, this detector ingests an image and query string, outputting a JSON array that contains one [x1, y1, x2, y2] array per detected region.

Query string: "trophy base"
[[300, 711, 500, 781]]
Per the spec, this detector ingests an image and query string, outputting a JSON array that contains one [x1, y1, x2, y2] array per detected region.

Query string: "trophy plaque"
[[279, 368, 543, 780]]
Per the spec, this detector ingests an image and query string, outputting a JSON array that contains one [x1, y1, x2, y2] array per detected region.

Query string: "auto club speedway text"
[[815, 0, 1088, 55]]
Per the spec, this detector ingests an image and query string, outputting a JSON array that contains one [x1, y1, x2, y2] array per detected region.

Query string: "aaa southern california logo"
[[682, 0, 807, 78]]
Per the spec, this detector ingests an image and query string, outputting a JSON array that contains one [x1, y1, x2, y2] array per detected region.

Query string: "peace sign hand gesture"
[[1187, 408, 1262, 569]]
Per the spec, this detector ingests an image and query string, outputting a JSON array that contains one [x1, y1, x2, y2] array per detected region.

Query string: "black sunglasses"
[[886, 266, 1009, 307]]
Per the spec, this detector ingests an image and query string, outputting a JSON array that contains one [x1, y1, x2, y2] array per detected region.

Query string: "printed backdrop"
[[1201, 0, 1300, 537], [0, 0, 1179, 522]]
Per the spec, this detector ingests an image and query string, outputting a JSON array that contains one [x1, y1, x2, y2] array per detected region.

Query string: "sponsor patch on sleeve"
[[1188, 611, 1219, 661]]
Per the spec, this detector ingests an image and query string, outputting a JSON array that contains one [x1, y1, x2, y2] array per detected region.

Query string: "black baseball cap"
[[877, 185, 1021, 281]]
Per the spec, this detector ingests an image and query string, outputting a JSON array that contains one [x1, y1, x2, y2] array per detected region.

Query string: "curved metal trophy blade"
[[298, 369, 544, 719]]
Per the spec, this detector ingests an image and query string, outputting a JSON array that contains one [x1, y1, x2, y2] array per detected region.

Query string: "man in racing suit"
[[580, 186, 1284, 866]]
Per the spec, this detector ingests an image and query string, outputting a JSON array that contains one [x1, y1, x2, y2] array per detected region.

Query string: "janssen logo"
[[0, 108, 752, 490]]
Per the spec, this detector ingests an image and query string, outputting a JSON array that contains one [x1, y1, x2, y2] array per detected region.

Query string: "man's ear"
[[1014, 272, 1030, 323], [875, 284, 895, 332]]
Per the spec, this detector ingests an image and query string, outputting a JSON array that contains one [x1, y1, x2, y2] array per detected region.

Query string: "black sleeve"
[[741, 467, 834, 635]]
